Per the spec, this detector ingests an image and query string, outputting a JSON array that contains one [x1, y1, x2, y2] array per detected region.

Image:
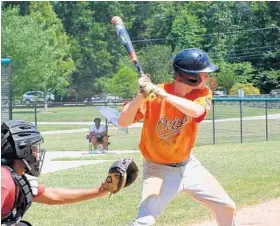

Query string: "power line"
[[229, 52, 277, 58], [200, 47, 279, 58], [227, 54, 265, 60], [212, 51, 278, 60], [211, 49, 279, 60], [227, 49, 279, 57], [226, 52, 279, 60], [228, 54, 264, 59], [209, 47, 279, 57], [228, 45, 280, 53], [131, 27, 279, 43]]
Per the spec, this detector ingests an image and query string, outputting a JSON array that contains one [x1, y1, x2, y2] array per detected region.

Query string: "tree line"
[[1, 1, 280, 101]]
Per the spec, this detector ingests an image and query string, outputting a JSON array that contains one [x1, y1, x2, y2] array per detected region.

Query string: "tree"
[[138, 45, 173, 84], [229, 62, 255, 84], [213, 61, 236, 93], [29, 2, 75, 104], [3, 1, 279, 101], [170, 8, 206, 51], [212, 61, 255, 92], [252, 70, 280, 93], [199, 2, 236, 59], [1, 7, 57, 98], [52, 1, 129, 99], [104, 67, 138, 99]]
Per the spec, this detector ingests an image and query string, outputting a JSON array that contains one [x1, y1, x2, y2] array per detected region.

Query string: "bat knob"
[[111, 16, 123, 25], [148, 93, 157, 101]]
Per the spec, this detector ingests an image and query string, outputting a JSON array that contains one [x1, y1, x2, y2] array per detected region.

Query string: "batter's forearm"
[[165, 94, 205, 118], [118, 94, 144, 127]]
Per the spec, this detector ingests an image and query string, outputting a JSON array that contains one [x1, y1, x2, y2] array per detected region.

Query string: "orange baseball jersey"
[[132, 82, 212, 164]]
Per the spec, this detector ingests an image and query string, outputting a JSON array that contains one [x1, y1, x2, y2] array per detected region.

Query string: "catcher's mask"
[[173, 48, 218, 86], [1, 120, 46, 177]]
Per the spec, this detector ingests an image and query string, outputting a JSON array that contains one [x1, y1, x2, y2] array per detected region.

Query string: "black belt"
[[164, 158, 190, 168]]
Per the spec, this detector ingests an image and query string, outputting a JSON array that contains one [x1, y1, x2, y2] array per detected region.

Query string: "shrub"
[[229, 83, 260, 96]]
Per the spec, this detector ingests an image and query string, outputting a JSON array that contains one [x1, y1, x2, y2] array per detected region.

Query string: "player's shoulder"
[[203, 86, 212, 95], [194, 86, 212, 98], [157, 82, 174, 91], [1, 166, 16, 189], [1, 166, 12, 179]]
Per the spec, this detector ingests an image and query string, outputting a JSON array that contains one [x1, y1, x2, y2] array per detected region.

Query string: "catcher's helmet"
[[1, 120, 46, 177], [173, 48, 218, 86]]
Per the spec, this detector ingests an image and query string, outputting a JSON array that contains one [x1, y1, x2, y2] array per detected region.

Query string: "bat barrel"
[[111, 16, 156, 101], [111, 16, 123, 26]]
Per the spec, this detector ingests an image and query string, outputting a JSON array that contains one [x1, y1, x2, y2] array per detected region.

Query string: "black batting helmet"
[[1, 120, 46, 177], [173, 48, 218, 86]]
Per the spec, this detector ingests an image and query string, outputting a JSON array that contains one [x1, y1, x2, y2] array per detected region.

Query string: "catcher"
[[118, 48, 236, 226], [1, 120, 138, 226]]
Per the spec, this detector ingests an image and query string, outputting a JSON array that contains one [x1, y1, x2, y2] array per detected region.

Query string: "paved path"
[[40, 114, 280, 135], [41, 150, 140, 174]]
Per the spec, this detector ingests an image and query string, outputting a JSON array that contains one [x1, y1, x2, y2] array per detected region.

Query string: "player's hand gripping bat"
[[111, 16, 156, 100]]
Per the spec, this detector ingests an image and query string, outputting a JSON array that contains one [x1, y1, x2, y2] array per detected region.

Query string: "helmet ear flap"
[[174, 69, 202, 87]]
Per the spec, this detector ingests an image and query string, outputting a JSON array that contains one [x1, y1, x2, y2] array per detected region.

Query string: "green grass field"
[[40, 118, 280, 152], [42, 127, 142, 151], [13, 103, 280, 225], [13, 104, 280, 122], [24, 141, 280, 226], [13, 105, 122, 122], [38, 125, 87, 131]]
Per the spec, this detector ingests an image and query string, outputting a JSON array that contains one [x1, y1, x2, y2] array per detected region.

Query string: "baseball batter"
[[118, 48, 236, 226]]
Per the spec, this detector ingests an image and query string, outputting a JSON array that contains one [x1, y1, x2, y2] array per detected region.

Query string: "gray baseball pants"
[[130, 154, 236, 226]]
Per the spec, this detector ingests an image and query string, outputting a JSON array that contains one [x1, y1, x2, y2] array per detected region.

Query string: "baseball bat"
[[111, 16, 156, 101]]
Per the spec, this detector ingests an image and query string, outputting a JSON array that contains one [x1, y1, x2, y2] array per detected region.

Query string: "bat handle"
[[139, 72, 156, 101], [136, 67, 156, 101]]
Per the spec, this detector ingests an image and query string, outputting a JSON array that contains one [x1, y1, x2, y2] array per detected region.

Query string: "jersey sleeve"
[[194, 89, 212, 123], [122, 99, 147, 123]]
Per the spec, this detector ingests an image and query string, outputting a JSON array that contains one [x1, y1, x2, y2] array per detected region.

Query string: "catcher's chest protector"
[[1, 167, 33, 226]]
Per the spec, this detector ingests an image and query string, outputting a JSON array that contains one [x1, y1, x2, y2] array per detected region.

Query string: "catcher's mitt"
[[102, 158, 139, 194]]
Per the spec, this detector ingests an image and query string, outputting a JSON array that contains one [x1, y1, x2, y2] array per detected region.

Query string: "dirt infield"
[[190, 198, 280, 226]]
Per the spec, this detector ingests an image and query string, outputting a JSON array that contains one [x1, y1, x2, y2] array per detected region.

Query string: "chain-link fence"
[[197, 98, 280, 146], [12, 98, 280, 150], [1, 58, 12, 123]]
